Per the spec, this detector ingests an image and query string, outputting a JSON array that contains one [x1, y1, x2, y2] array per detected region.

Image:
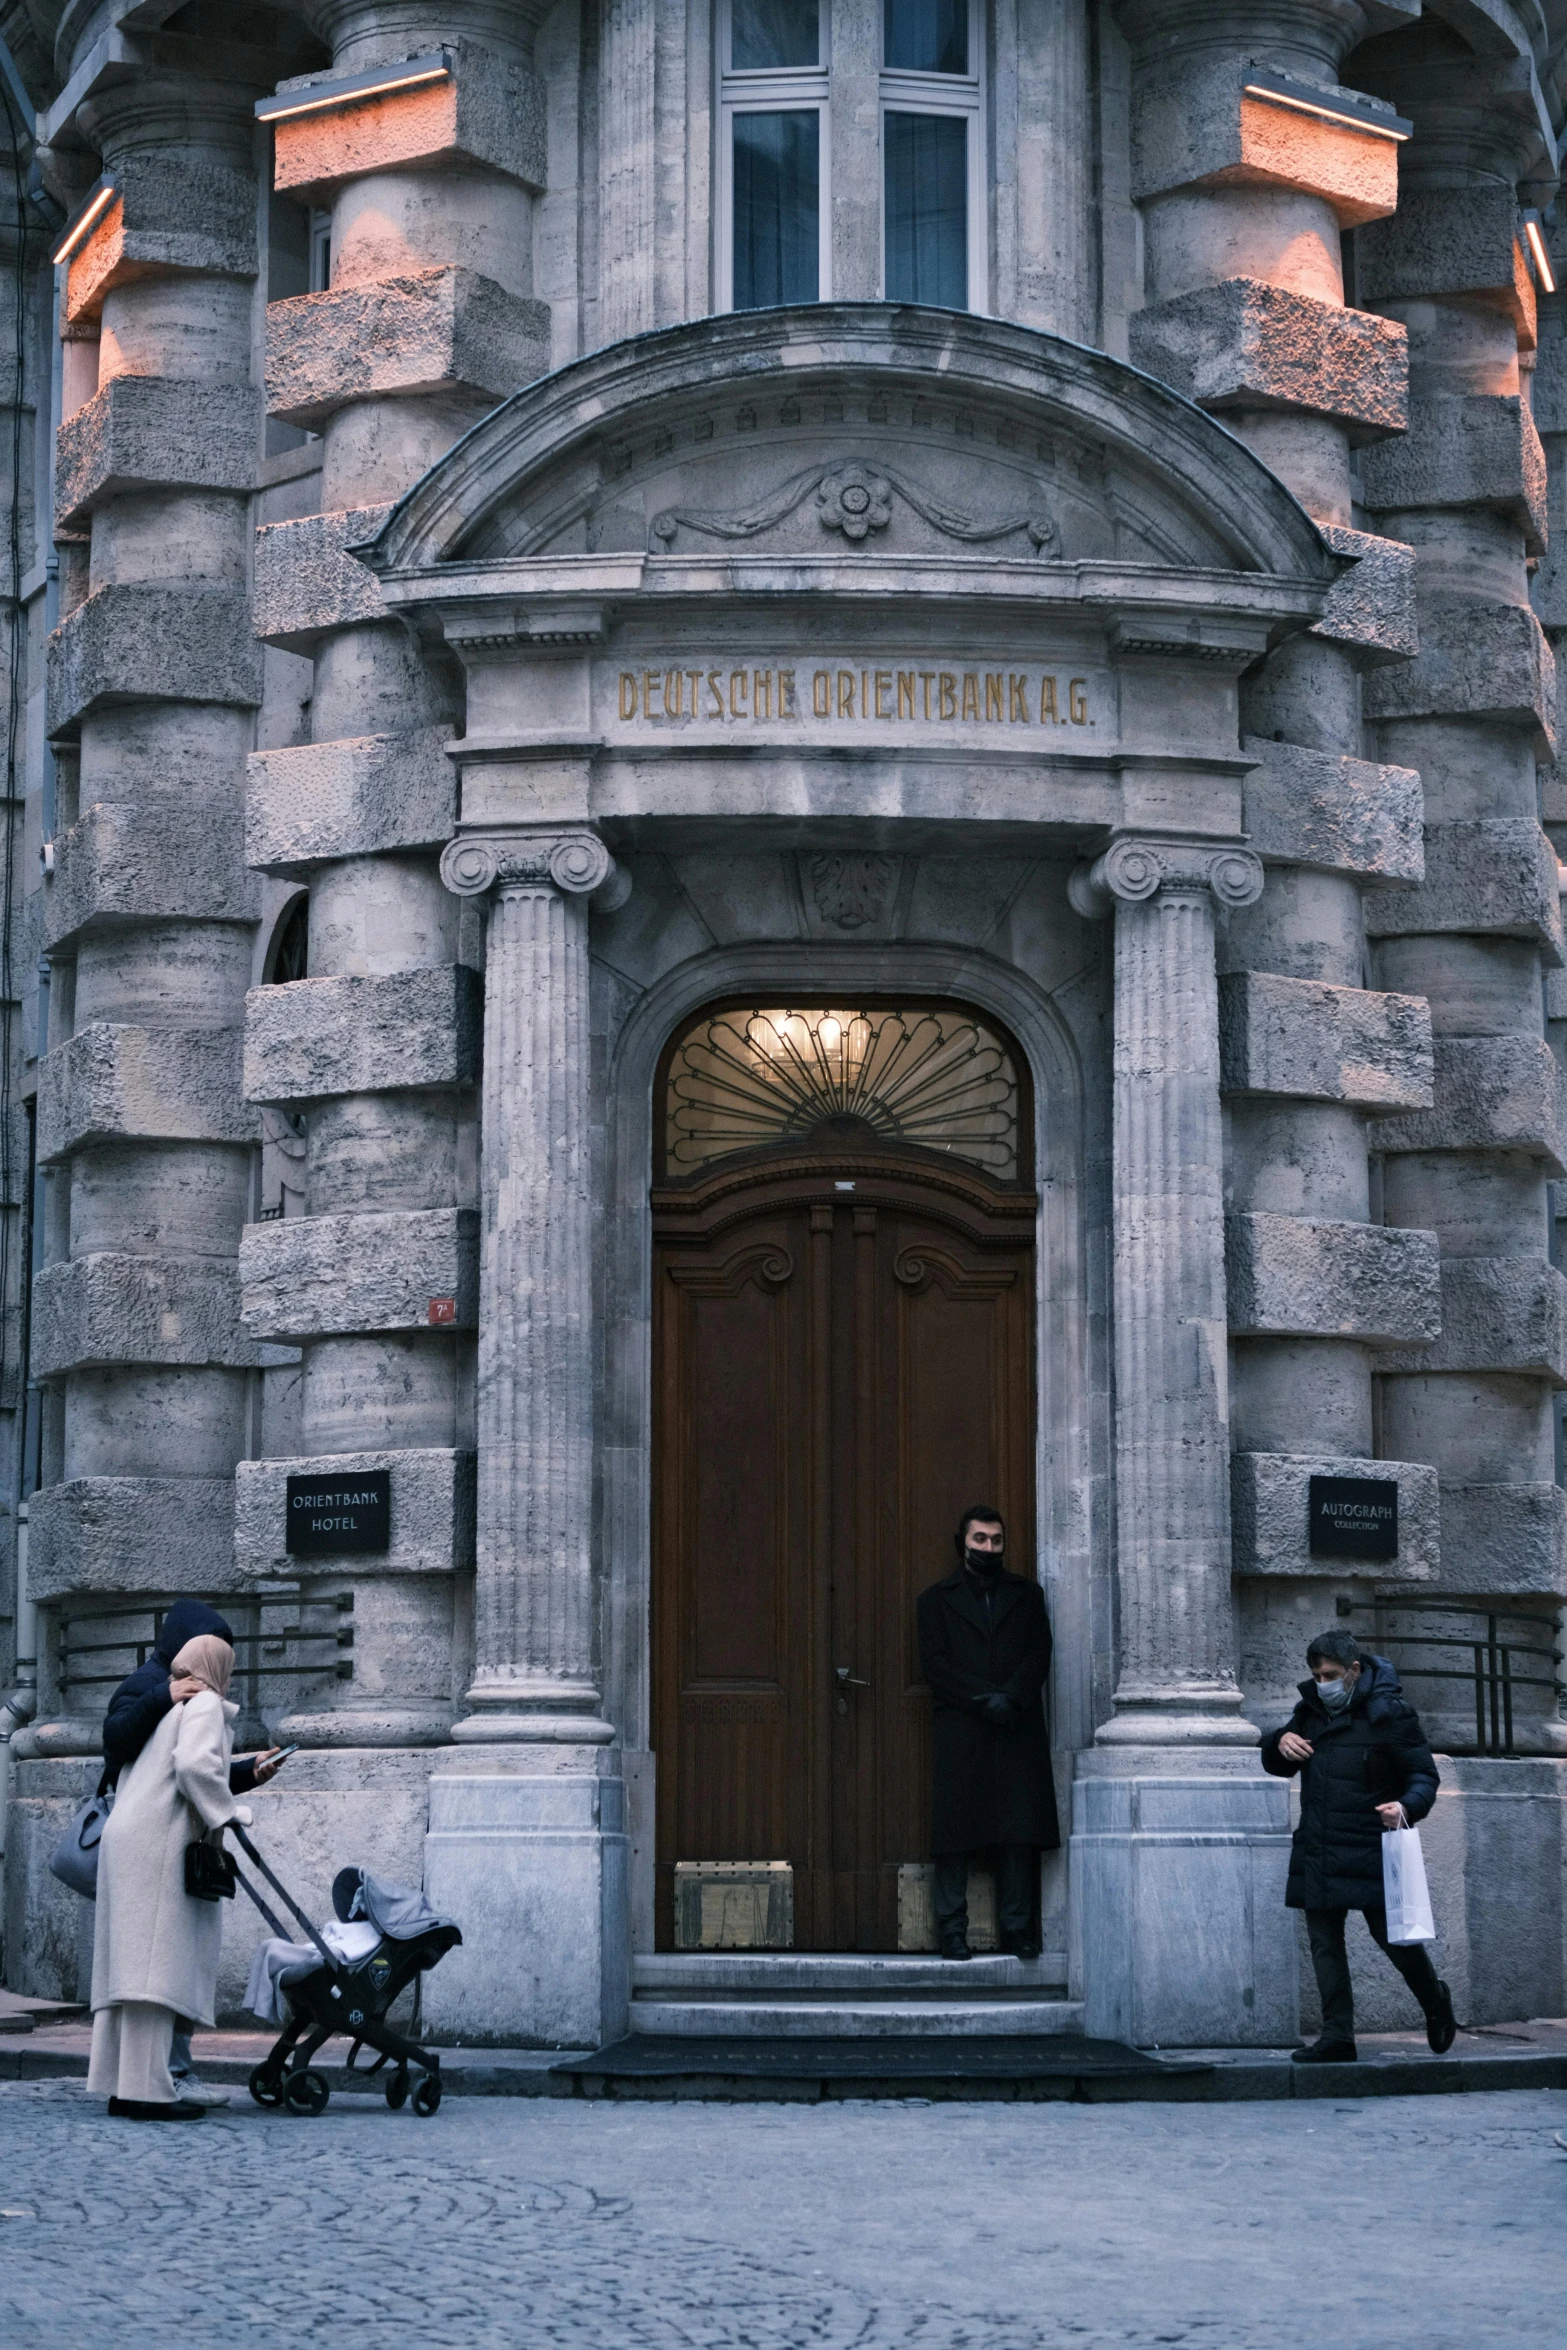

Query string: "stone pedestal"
[[1070, 839, 1298, 2044], [421, 1753, 630, 2049]]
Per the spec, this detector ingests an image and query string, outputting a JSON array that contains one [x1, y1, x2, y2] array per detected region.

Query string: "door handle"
[[834, 1666, 870, 1690]]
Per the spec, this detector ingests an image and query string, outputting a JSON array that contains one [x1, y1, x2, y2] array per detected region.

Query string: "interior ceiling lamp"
[[1522, 210, 1557, 294], [50, 175, 117, 266], [255, 51, 451, 125], [1242, 71, 1412, 142]]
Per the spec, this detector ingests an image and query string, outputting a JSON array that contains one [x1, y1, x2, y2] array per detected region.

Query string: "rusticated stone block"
[[1231, 1452, 1439, 1579], [246, 727, 457, 874], [38, 1024, 254, 1163], [31, 1253, 262, 1377], [1312, 526, 1417, 663], [1360, 395, 1547, 551], [44, 801, 260, 952], [65, 155, 258, 323], [1130, 282, 1406, 438], [1375, 1035, 1567, 1169], [55, 378, 262, 532], [239, 1207, 479, 1339], [1240, 738, 1422, 882], [1532, 329, 1567, 436], [252, 506, 393, 653], [234, 1448, 476, 1577], [1432, 1483, 1567, 1599], [1226, 1211, 1441, 1342], [1378, 1256, 1567, 1380], [266, 269, 550, 429], [1219, 972, 1432, 1109], [26, 1477, 237, 1602], [244, 967, 482, 1104], [272, 43, 546, 202], [1363, 599, 1555, 753], [1132, 66, 1402, 223], [48, 586, 264, 732], [1358, 186, 1536, 348], [1365, 819, 1565, 962]]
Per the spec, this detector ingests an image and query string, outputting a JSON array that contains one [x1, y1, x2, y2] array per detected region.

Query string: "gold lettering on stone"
[[613, 665, 1098, 728]]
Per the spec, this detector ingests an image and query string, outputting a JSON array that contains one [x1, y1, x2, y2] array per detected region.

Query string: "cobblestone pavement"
[[2, 2079, 1564, 2349]]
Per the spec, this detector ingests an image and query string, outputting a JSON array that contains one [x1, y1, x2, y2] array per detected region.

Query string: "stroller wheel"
[[285, 2067, 331, 2116], [385, 2070, 409, 2111], [411, 2072, 442, 2116], [248, 2067, 284, 2109]]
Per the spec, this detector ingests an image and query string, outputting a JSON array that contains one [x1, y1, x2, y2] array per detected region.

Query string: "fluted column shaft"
[[1076, 839, 1264, 1740], [441, 827, 615, 1741]]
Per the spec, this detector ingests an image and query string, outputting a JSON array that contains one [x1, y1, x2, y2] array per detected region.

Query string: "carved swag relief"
[[650, 460, 1058, 555]]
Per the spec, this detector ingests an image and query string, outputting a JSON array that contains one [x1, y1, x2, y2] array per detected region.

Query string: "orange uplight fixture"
[[1522, 211, 1557, 295], [1243, 72, 1412, 142], [254, 52, 451, 125], [51, 177, 117, 267]]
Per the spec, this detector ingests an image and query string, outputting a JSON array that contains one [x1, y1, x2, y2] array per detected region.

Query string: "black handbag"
[[184, 1834, 237, 1903]]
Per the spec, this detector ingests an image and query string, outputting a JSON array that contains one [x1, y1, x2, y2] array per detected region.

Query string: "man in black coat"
[[1262, 1627, 1455, 2062], [916, 1504, 1059, 1961]]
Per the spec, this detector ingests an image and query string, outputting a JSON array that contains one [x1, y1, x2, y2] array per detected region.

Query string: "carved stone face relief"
[[809, 853, 899, 929]]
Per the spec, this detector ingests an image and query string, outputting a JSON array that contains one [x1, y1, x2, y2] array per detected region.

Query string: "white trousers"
[[88, 2001, 176, 2104]]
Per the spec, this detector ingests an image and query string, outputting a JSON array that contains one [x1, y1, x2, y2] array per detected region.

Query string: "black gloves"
[[978, 1692, 1016, 1728]]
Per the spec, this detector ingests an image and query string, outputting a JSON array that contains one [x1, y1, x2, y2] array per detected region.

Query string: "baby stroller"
[[229, 1823, 462, 2117]]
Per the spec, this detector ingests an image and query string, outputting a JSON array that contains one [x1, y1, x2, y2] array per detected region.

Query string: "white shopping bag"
[[1382, 1817, 1437, 1944]]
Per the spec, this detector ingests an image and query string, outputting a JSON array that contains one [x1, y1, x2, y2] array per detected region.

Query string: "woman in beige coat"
[[88, 1633, 252, 2119]]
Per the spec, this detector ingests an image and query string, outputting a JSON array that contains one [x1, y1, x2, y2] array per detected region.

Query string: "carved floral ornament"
[[650, 459, 1059, 555], [1066, 837, 1264, 919], [439, 829, 620, 901]]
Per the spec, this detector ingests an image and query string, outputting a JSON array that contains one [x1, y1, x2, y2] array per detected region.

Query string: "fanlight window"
[[664, 1003, 1021, 1179]]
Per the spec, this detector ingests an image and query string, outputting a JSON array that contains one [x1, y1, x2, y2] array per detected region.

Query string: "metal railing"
[[56, 1591, 353, 1696], [1339, 1600, 1564, 1757]]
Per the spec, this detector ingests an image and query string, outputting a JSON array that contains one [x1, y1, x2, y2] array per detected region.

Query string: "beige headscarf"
[[170, 1633, 234, 1698]]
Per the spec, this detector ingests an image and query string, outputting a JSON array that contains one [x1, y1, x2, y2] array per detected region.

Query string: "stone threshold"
[[6, 2018, 1566, 2103]]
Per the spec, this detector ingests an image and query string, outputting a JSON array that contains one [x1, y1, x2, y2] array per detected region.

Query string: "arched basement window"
[[663, 1002, 1022, 1179]]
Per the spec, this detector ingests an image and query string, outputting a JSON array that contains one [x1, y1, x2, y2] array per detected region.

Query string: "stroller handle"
[[228, 1819, 339, 1974]]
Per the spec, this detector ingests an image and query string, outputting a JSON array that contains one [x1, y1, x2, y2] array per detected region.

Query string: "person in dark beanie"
[[916, 1505, 1059, 1961], [1262, 1628, 1456, 2063]]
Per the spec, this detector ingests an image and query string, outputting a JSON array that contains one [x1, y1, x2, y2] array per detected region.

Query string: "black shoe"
[[939, 1936, 974, 1961], [1426, 1980, 1457, 2055], [107, 2096, 207, 2121], [999, 1933, 1042, 1961], [1290, 2040, 1358, 2065]]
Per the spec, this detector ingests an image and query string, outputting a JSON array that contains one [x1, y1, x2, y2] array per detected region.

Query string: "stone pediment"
[[363, 306, 1340, 594]]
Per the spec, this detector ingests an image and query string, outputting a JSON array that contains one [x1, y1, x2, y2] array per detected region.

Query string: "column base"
[[1095, 1686, 1261, 1748], [450, 1670, 616, 1746], [421, 1745, 630, 2048], [1069, 1745, 1298, 2047], [273, 1701, 456, 1749]]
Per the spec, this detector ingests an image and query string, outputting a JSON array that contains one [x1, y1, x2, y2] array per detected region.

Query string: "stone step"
[[632, 1952, 1069, 1995], [628, 1997, 1086, 2038]]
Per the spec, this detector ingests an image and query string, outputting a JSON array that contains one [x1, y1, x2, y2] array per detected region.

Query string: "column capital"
[[439, 826, 621, 904], [1068, 836, 1264, 920]]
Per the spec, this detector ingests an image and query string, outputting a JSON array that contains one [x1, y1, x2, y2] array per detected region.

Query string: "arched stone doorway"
[[649, 1001, 1036, 1950]]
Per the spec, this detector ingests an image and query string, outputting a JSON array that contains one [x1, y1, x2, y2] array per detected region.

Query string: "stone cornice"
[[1068, 834, 1265, 917]]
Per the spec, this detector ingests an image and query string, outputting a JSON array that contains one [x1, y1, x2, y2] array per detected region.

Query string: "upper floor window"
[[717, 1, 984, 315], [719, 2, 828, 311]]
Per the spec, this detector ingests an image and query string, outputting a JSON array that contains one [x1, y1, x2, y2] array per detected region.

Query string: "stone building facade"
[[1, 0, 1565, 2048]]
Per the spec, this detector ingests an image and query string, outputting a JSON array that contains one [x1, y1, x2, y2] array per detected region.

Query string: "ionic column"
[[1072, 838, 1265, 1739], [439, 827, 616, 1742]]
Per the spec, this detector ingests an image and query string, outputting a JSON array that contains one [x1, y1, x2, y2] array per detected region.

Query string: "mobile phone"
[[267, 1744, 300, 1765]]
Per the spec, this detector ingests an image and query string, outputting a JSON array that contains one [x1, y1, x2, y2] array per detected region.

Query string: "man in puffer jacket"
[[1262, 1628, 1456, 2063]]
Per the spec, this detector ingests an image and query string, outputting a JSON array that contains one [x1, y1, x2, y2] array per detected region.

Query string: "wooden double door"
[[652, 1145, 1036, 1950]]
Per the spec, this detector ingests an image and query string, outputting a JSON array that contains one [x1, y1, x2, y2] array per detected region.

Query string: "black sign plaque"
[[1308, 1474, 1397, 1562], [286, 1470, 391, 1557]]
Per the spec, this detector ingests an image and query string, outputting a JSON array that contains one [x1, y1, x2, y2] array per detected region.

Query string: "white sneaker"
[[175, 2078, 230, 2108]]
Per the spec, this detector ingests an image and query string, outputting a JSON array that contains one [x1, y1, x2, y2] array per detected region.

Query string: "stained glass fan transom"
[[664, 1005, 1021, 1179]]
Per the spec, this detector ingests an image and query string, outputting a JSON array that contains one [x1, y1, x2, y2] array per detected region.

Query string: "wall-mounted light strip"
[[1522, 211, 1556, 295], [1243, 73, 1412, 143], [255, 52, 450, 125], [51, 177, 117, 266]]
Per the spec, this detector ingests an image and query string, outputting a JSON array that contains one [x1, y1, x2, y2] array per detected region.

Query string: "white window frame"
[[715, 0, 832, 313], [879, 5, 985, 312]]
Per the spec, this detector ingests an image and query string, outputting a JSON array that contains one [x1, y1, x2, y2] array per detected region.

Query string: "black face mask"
[[964, 1546, 1004, 1578]]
